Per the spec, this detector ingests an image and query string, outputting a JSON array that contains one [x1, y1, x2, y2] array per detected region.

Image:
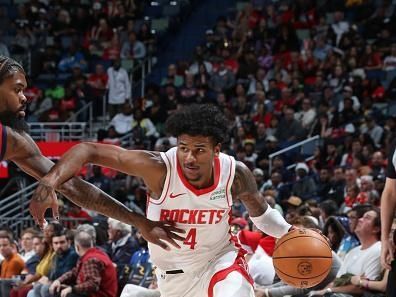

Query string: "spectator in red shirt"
[[49, 230, 117, 297]]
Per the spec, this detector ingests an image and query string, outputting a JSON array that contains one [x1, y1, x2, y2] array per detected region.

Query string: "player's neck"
[[189, 166, 214, 189]]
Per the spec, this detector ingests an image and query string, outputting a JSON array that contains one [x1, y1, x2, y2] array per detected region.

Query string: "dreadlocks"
[[0, 56, 25, 85]]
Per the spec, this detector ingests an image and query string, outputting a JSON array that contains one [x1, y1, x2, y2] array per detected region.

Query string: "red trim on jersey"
[[149, 153, 172, 205], [176, 155, 220, 196], [225, 156, 233, 207], [207, 254, 254, 297]]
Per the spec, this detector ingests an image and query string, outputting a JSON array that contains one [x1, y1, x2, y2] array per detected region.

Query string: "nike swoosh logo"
[[169, 192, 186, 198]]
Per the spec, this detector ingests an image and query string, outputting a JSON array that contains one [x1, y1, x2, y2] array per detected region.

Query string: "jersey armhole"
[[226, 155, 236, 207], [148, 152, 171, 205]]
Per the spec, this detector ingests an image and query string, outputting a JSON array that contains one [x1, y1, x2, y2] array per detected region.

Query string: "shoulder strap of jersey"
[[0, 123, 7, 161]]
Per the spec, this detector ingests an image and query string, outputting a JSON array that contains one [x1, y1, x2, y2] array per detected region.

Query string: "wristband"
[[326, 288, 332, 294], [250, 205, 291, 238], [365, 280, 369, 290]]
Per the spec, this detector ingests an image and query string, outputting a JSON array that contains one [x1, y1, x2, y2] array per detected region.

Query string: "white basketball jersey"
[[146, 147, 240, 271]]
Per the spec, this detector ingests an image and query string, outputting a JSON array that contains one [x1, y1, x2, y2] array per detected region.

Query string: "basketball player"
[[34, 104, 293, 297], [380, 139, 396, 296], [0, 56, 184, 249]]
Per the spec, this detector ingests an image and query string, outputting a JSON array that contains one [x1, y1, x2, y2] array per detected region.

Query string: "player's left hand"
[[139, 219, 186, 251], [30, 181, 59, 229]]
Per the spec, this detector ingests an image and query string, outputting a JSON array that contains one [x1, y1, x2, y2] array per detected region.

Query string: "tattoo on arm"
[[58, 178, 145, 227], [232, 161, 268, 217]]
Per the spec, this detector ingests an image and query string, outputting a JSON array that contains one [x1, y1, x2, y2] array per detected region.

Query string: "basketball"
[[272, 228, 332, 289]]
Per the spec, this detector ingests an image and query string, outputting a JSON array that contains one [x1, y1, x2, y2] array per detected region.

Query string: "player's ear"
[[214, 143, 221, 156]]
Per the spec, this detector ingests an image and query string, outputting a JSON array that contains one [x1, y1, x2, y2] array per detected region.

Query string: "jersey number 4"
[[183, 228, 197, 249]]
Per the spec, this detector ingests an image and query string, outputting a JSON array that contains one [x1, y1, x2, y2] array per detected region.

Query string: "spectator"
[[0, 235, 24, 278], [29, 230, 78, 297], [49, 231, 117, 297], [161, 64, 184, 87], [107, 103, 134, 136], [323, 216, 346, 252], [20, 228, 38, 262], [105, 218, 139, 269], [120, 31, 146, 60], [275, 108, 306, 143], [292, 162, 317, 200], [88, 166, 112, 195], [106, 58, 131, 118], [310, 208, 382, 296]]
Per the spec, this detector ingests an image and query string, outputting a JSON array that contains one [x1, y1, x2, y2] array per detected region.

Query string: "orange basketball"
[[272, 228, 332, 289]]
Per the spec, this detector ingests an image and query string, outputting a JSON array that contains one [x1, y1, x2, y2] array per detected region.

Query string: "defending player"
[[0, 56, 184, 249], [34, 104, 293, 296]]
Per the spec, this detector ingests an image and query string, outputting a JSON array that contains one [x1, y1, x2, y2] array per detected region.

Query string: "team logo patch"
[[210, 188, 226, 200]]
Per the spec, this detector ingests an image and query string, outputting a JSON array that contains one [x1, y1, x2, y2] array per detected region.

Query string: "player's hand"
[[139, 219, 186, 251], [381, 237, 395, 270], [30, 181, 59, 229]]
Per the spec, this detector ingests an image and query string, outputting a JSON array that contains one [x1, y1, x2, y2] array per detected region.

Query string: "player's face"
[[0, 71, 27, 118], [177, 134, 220, 187]]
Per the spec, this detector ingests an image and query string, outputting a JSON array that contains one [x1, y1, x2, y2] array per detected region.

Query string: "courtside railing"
[[268, 135, 321, 173], [66, 101, 94, 139], [27, 122, 88, 141]]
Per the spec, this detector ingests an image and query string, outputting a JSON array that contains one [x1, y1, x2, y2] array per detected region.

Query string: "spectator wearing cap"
[[284, 196, 303, 222], [292, 162, 317, 201], [252, 168, 265, 189]]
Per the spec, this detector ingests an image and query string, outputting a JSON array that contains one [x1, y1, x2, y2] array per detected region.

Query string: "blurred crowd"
[[2, 0, 396, 296]]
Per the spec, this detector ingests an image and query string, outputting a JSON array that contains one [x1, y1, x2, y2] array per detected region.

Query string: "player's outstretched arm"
[[8, 132, 185, 249], [232, 161, 291, 238]]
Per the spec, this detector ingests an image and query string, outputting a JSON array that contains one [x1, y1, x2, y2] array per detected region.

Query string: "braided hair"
[[0, 56, 25, 84]]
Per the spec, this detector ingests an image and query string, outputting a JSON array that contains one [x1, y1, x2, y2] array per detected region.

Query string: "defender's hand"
[[30, 181, 59, 229], [381, 237, 395, 270], [139, 219, 186, 250]]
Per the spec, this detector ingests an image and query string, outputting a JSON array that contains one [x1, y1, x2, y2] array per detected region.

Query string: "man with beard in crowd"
[[0, 56, 184, 250]]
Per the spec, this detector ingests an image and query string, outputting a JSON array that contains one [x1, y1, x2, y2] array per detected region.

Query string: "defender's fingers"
[[52, 202, 60, 221]]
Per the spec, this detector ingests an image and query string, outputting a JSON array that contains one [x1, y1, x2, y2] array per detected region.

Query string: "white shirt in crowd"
[[109, 113, 134, 135], [107, 67, 131, 105], [336, 241, 382, 280]]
